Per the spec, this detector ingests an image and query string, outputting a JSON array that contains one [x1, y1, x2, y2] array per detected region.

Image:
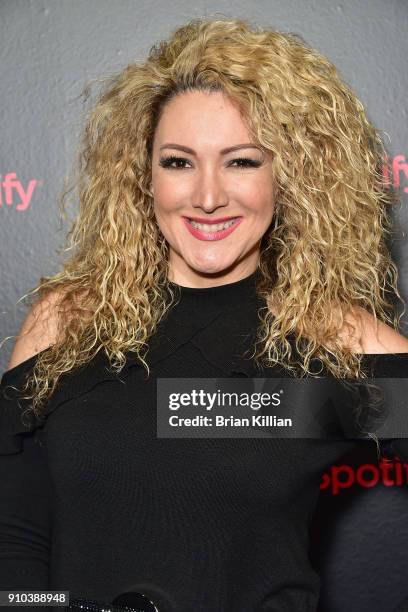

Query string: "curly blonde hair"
[[2, 16, 405, 439]]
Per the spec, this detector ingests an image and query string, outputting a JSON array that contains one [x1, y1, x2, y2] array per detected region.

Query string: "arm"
[[0, 293, 61, 591], [0, 361, 53, 591], [0, 430, 52, 589]]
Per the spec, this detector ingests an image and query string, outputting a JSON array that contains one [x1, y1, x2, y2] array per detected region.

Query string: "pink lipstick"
[[183, 216, 242, 241]]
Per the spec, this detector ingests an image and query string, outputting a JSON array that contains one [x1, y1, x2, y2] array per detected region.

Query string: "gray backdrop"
[[1, 2, 408, 611]]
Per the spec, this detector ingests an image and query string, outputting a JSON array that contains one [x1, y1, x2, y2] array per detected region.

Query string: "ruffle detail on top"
[[0, 348, 124, 455], [0, 298, 245, 455], [0, 273, 261, 455]]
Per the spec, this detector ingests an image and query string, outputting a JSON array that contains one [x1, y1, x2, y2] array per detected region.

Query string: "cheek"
[[153, 187, 177, 218], [153, 179, 186, 213], [152, 192, 182, 241], [241, 172, 274, 202], [245, 186, 275, 218], [152, 171, 190, 201], [246, 195, 275, 234]]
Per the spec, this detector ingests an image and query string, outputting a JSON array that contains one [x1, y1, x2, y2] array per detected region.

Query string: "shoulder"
[[340, 306, 408, 354], [7, 290, 66, 370]]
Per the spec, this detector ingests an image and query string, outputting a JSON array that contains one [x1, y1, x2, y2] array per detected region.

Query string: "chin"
[[189, 260, 239, 277], [191, 267, 227, 277]]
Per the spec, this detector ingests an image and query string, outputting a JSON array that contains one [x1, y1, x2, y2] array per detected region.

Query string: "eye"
[[158, 155, 263, 170], [159, 155, 191, 169], [229, 157, 262, 168]]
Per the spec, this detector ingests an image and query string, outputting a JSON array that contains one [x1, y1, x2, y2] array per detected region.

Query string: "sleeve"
[[0, 356, 53, 592]]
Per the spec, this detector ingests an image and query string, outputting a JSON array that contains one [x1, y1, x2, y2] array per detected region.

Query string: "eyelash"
[[158, 155, 262, 170]]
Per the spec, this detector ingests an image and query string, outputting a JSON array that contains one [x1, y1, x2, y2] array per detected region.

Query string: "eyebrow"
[[159, 143, 263, 155]]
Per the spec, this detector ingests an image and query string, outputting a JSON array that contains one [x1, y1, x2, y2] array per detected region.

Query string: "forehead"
[[153, 90, 253, 147]]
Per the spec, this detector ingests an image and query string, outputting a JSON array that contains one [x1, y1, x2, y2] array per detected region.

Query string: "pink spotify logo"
[[383, 154, 408, 192], [320, 455, 408, 496], [0, 173, 42, 211]]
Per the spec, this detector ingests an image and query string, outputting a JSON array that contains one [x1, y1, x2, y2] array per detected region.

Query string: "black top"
[[1, 269, 408, 612]]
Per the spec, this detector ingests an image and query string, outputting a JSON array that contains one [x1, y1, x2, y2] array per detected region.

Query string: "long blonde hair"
[[2, 16, 404, 433]]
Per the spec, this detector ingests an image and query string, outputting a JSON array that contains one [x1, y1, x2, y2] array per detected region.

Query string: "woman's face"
[[150, 89, 276, 287]]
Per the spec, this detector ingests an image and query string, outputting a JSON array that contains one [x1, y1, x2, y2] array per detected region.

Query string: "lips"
[[185, 216, 240, 224], [183, 216, 243, 242]]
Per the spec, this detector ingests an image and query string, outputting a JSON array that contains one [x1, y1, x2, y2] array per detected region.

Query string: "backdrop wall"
[[1, 2, 407, 611]]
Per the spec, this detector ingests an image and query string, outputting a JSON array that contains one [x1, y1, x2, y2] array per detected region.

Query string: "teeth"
[[189, 219, 237, 232]]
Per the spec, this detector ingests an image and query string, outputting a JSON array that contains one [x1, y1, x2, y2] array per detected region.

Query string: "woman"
[[1, 16, 408, 612]]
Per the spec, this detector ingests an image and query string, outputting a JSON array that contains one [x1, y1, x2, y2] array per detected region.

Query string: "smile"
[[183, 217, 243, 241]]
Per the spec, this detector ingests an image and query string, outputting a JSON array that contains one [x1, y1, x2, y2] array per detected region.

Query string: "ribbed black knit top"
[[1, 269, 408, 612]]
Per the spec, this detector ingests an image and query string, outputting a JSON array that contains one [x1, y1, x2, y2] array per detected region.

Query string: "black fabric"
[[0, 269, 407, 611]]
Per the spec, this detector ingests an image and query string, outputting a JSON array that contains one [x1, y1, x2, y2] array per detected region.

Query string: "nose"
[[193, 166, 229, 213]]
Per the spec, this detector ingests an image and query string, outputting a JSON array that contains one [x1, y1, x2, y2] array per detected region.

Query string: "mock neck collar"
[[138, 268, 265, 376], [167, 269, 261, 313]]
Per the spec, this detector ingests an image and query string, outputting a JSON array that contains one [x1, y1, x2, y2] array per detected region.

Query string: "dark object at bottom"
[[66, 591, 159, 611]]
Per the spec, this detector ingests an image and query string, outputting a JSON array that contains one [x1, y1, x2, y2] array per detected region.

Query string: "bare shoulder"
[[7, 290, 66, 370], [340, 306, 408, 354]]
